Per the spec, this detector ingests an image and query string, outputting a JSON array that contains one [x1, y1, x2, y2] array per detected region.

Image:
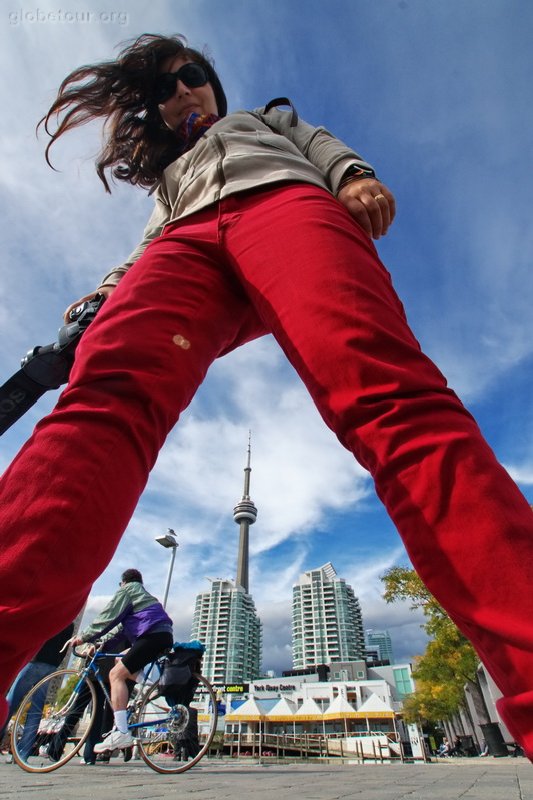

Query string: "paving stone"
[[1, 756, 531, 800]]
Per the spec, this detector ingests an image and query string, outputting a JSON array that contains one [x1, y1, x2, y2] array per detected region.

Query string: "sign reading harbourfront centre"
[[222, 684, 249, 694], [218, 681, 299, 695]]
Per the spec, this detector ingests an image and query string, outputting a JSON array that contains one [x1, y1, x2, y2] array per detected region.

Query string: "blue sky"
[[1, 0, 531, 673]]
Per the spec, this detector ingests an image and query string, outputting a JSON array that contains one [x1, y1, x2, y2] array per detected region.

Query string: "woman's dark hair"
[[121, 568, 143, 584], [39, 33, 227, 192]]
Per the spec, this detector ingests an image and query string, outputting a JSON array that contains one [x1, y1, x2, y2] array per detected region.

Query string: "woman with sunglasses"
[[1, 33, 532, 761]]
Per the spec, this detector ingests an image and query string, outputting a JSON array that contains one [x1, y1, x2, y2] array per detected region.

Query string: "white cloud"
[[504, 463, 533, 487]]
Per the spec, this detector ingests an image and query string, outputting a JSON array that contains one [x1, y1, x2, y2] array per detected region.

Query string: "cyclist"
[[67, 568, 173, 753]]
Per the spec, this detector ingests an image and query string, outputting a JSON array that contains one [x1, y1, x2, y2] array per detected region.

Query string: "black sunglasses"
[[154, 63, 209, 104]]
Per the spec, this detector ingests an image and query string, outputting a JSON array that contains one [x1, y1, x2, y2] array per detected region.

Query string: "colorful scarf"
[[177, 112, 220, 154]]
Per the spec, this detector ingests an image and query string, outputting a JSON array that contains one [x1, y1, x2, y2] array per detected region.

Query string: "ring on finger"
[[374, 193, 386, 202]]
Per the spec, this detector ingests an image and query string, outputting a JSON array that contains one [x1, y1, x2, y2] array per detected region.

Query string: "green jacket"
[[80, 581, 172, 645]]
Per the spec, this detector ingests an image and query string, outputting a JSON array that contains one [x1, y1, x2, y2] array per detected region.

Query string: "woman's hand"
[[336, 178, 396, 239], [63, 284, 116, 324]]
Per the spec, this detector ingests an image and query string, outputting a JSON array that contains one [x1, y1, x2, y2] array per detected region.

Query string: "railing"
[[219, 731, 428, 763]]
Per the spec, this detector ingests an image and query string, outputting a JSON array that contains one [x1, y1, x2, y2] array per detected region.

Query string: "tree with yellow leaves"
[[382, 566, 487, 725]]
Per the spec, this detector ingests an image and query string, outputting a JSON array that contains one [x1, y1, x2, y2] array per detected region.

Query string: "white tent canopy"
[[225, 696, 265, 721], [356, 692, 395, 718], [294, 697, 323, 720], [266, 697, 298, 720], [323, 693, 357, 719]]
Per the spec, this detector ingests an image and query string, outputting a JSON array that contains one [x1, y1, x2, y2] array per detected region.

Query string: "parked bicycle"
[[10, 641, 217, 774]]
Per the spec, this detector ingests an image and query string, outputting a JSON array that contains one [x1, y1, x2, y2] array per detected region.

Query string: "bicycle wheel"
[[11, 668, 97, 773], [134, 673, 218, 774]]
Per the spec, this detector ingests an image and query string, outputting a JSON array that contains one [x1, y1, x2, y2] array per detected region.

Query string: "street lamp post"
[[155, 528, 179, 609]]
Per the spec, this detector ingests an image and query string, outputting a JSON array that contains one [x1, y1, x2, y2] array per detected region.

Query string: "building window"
[[393, 667, 413, 697]]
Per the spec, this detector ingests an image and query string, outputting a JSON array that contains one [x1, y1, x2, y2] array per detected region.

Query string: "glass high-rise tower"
[[365, 628, 395, 664], [191, 578, 262, 683], [292, 562, 365, 668]]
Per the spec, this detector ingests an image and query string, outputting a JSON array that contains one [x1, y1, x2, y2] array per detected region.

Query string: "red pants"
[[0, 185, 532, 752]]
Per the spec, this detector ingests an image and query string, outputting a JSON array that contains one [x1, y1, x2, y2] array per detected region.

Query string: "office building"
[[365, 629, 395, 664], [292, 562, 365, 668], [192, 578, 261, 684]]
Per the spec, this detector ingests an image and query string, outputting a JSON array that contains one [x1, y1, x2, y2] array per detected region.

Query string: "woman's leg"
[[0, 208, 265, 698], [219, 184, 533, 756]]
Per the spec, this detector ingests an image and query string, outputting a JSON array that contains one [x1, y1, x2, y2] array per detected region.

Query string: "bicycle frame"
[[72, 648, 164, 722]]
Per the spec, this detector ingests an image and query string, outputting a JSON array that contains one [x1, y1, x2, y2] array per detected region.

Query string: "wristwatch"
[[341, 164, 376, 181], [337, 164, 377, 195]]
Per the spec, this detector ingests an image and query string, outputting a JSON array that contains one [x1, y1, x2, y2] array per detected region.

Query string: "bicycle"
[[10, 641, 218, 774]]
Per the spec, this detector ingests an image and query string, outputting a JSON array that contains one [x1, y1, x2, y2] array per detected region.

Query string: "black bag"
[[159, 647, 202, 705]]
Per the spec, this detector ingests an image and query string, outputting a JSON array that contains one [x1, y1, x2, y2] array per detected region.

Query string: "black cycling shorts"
[[121, 630, 173, 674]]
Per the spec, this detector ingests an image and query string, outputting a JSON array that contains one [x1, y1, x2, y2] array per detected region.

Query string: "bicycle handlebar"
[[72, 644, 94, 658], [72, 645, 127, 660]]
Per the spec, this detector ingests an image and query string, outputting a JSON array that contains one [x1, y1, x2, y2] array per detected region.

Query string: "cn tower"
[[233, 433, 258, 593]]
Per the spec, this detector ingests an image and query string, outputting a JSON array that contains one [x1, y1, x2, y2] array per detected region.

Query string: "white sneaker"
[[93, 729, 134, 753]]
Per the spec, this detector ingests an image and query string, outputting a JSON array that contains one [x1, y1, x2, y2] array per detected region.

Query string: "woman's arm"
[[259, 106, 371, 191], [63, 189, 171, 322], [260, 105, 395, 238], [97, 191, 171, 288]]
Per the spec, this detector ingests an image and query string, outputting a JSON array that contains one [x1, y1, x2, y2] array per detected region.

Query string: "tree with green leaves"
[[381, 566, 487, 726]]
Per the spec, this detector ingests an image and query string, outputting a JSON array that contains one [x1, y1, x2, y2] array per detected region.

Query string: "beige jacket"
[[99, 102, 374, 288]]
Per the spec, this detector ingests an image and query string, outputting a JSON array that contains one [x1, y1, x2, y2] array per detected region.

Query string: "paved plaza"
[[1, 757, 532, 800]]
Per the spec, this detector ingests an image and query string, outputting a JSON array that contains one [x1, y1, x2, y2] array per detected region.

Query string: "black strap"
[[0, 351, 72, 435], [0, 371, 49, 435], [0, 295, 104, 436], [263, 97, 299, 127]]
